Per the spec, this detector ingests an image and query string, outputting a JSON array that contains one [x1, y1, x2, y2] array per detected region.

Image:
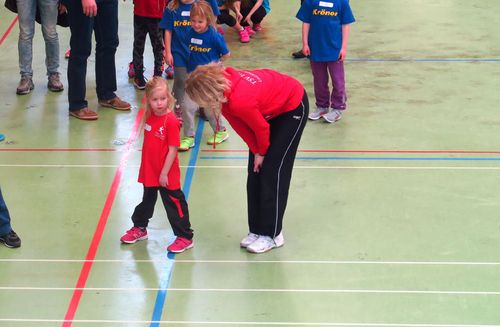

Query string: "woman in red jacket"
[[186, 63, 309, 253]]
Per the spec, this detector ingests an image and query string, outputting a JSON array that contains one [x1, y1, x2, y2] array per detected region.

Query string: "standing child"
[[296, 0, 355, 123], [160, 0, 223, 151], [131, 0, 167, 89], [120, 77, 193, 253]]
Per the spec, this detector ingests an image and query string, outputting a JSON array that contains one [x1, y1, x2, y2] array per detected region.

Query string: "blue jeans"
[[17, 0, 60, 77], [0, 187, 13, 237], [64, 0, 119, 111]]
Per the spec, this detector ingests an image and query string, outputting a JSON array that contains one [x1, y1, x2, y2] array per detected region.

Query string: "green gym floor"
[[2, 0, 500, 326]]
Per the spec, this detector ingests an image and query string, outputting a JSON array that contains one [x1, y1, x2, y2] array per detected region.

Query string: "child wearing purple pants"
[[296, 0, 355, 123]]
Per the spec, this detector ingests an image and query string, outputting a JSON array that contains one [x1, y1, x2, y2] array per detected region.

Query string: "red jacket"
[[222, 67, 304, 155], [134, 0, 167, 19]]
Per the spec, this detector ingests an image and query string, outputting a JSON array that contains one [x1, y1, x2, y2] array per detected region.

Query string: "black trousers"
[[217, 9, 237, 27], [133, 15, 164, 77], [132, 186, 193, 240], [246, 91, 309, 238], [240, 1, 267, 27]]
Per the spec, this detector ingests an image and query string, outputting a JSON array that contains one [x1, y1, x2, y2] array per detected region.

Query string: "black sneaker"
[[0, 230, 21, 248], [134, 76, 146, 90], [292, 50, 309, 59]]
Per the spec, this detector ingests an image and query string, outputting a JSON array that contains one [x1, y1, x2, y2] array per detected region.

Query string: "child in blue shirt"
[[296, 0, 355, 123]]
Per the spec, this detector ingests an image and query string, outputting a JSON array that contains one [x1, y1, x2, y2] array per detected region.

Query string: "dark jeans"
[[0, 187, 13, 237], [132, 186, 193, 240], [240, 1, 267, 27], [246, 91, 309, 238], [133, 15, 164, 78], [64, 0, 119, 111], [217, 9, 236, 27]]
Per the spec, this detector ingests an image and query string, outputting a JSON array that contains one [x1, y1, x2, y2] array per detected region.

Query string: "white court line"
[[2, 258, 500, 265], [0, 319, 498, 326], [3, 164, 500, 170], [1, 286, 500, 296]]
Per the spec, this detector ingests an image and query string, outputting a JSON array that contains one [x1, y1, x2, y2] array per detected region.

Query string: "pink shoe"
[[167, 237, 194, 253], [217, 26, 225, 35], [253, 23, 262, 32], [128, 62, 135, 79], [165, 65, 174, 79], [245, 26, 256, 37], [65, 49, 71, 59], [120, 227, 148, 244], [239, 28, 250, 43]]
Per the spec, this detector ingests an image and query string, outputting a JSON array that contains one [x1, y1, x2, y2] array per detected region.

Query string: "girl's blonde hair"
[[190, 0, 217, 28], [167, 0, 182, 11], [144, 76, 175, 119], [185, 63, 231, 115]]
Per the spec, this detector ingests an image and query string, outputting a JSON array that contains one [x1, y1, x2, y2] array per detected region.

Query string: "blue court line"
[[149, 118, 206, 327], [200, 156, 500, 161]]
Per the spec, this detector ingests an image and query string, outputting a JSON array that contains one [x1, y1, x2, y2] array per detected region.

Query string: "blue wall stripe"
[[149, 118, 206, 327]]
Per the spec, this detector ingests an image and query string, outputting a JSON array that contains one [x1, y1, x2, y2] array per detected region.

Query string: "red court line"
[[202, 149, 500, 154], [0, 148, 115, 152], [0, 16, 17, 46], [61, 108, 145, 327]]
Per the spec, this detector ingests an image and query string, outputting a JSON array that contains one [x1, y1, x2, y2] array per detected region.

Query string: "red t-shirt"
[[222, 67, 304, 155], [138, 112, 181, 190], [134, 0, 167, 19]]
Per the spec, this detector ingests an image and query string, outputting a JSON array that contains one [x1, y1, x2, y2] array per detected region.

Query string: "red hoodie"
[[134, 0, 167, 19], [222, 67, 304, 155]]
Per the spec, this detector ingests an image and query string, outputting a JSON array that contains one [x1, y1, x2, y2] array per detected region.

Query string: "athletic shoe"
[[165, 65, 174, 79], [134, 76, 146, 90], [253, 23, 262, 31], [240, 233, 260, 248], [0, 230, 21, 248], [16, 76, 34, 95], [245, 26, 256, 37], [48, 72, 64, 92], [323, 109, 342, 123], [179, 136, 195, 151], [308, 107, 329, 120], [167, 237, 194, 253], [65, 49, 71, 59], [120, 227, 148, 244], [128, 62, 135, 79], [207, 130, 229, 145], [239, 28, 250, 43], [0, 134, 5, 142], [246, 232, 284, 254], [217, 26, 225, 35]]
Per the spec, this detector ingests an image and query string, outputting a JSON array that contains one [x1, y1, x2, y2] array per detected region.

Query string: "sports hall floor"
[[2, 0, 500, 326]]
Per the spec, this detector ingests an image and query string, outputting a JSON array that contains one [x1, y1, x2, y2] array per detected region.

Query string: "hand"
[[253, 154, 264, 173], [58, 3, 67, 14], [338, 47, 347, 61], [81, 0, 97, 17], [302, 45, 311, 56], [236, 12, 243, 23], [245, 15, 253, 26], [159, 173, 169, 188], [164, 52, 174, 67]]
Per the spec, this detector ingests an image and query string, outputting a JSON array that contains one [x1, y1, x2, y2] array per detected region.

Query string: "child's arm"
[[164, 30, 174, 66], [244, 0, 263, 25], [159, 145, 178, 187], [220, 52, 230, 62], [301, 22, 310, 56], [339, 24, 350, 61], [231, 1, 243, 23]]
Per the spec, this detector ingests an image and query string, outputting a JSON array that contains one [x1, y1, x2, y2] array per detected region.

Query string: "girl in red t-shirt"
[[186, 63, 309, 254], [121, 77, 194, 253]]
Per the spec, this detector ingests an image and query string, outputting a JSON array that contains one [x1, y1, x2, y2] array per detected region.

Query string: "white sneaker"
[[308, 107, 329, 120], [246, 232, 284, 253], [323, 109, 342, 123], [240, 232, 260, 248]]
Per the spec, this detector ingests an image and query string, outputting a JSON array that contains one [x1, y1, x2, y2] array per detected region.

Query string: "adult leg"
[[328, 60, 347, 110], [94, 0, 119, 101], [131, 187, 159, 228], [158, 188, 193, 239], [0, 188, 13, 237], [17, 0, 36, 77], [246, 152, 262, 234], [38, 0, 60, 75]]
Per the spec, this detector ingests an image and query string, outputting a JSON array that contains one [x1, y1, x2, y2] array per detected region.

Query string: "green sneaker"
[[207, 130, 229, 145], [179, 137, 195, 151]]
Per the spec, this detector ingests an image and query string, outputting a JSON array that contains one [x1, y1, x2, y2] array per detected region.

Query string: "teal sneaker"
[[179, 137, 195, 151], [207, 130, 229, 145], [0, 134, 5, 142]]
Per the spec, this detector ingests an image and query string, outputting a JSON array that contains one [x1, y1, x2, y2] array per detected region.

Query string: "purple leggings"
[[310, 60, 346, 110]]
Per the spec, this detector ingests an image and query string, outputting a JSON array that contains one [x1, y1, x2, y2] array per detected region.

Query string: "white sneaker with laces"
[[240, 233, 260, 248], [246, 232, 284, 253], [322, 109, 342, 123], [308, 107, 329, 120]]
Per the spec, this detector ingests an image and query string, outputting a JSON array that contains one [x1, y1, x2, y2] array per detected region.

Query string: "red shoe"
[[167, 237, 193, 253], [120, 227, 148, 244], [245, 26, 256, 37], [239, 28, 250, 43], [253, 23, 262, 32], [128, 62, 135, 79], [217, 26, 225, 35], [165, 65, 174, 79]]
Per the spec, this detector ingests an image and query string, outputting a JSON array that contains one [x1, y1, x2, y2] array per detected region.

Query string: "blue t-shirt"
[[187, 26, 229, 73], [159, 0, 220, 68], [296, 0, 355, 62]]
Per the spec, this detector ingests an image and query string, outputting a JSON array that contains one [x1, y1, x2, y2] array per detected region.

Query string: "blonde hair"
[[185, 63, 231, 115], [190, 0, 217, 28], [144, 76, 175, 119], [167, 0, 182, 10]]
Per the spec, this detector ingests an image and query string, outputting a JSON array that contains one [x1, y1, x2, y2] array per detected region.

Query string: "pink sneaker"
[[239, 28, 250, 43], [128, 62, 135, 79], [253, 23, 262, 32], [217, 26, 225, 35], [245, 26, 256, 37], [65, 49, 71, 59], [120, 227, 148, 244], [167, 237, 194, 253]]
